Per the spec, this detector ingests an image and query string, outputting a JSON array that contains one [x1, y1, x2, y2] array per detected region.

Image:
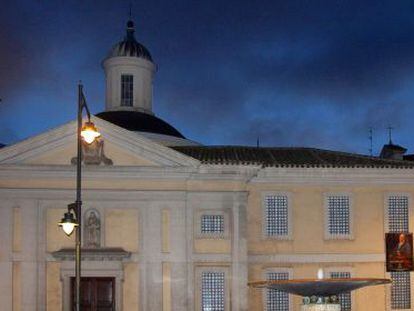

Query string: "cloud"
[[2, 0, 414, 153]]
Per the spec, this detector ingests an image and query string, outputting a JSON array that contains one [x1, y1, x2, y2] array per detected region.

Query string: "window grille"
[[265, 195, 289, 236], [266, 272, 289, 311], [201, 215, 224, 234], [201, 272, 225, 311], [121, 74, 133, 106], [327, 195, 350, 236], [330, 272, 352, 311], [388, 196, 409, 233], [388, 196, 411, 309], [391, 271, 411, 309]]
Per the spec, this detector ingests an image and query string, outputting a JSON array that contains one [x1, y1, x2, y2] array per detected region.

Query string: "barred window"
[[391, 271, 411, 309], [266, 272, 289, 311], [201, 215, 224, 234], [121, 74, 133, 106], [327, 195, 351, 237], [201, 272, 225, 311], [330, 272, 352, 311], [388, 196, 409, 233], [265, 195, 289, 237]]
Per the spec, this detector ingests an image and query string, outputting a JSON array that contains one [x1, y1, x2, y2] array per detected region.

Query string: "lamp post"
[[58, 83, 100, 311]]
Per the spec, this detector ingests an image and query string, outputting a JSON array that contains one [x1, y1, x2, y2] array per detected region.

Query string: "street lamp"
[[58, 83, 100, 311]]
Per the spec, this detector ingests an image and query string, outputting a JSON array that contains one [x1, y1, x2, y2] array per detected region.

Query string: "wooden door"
[[71, 277, 115, 311]]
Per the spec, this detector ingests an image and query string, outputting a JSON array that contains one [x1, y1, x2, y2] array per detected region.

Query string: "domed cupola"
[[99, 19, 200, 147], [102, 19, 156, 114], [108, 20, 153, 61]]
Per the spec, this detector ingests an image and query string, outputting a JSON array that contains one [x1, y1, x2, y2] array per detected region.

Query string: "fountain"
[[249, 269, 391, 310]]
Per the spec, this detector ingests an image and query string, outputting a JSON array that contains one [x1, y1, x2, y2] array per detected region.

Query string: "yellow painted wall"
[[162, 262, 171, 311], [105, 209, 139, 252], [161, 209, 170, 253], [247, 184, 413, 254], [123, 263, 139, 310], [13, 207, 21, 253], [194, 239, 231, 254], [13, 262, 21, 311], [46, 262, 62, 311]]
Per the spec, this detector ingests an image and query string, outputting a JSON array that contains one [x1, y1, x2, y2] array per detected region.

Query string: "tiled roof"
[[172, 146, 414, 168]]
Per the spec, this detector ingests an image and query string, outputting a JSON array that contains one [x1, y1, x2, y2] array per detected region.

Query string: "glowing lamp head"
[[81, 121, 101, 144], [58, 212, 78, 236]]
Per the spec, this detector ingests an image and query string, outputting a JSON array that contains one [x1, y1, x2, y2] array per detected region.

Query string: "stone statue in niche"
[[85, 210, 101, 248], [71, 137, 113, 165]]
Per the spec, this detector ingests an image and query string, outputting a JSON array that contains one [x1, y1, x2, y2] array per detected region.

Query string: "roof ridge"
[[171, 145, 414, 168]]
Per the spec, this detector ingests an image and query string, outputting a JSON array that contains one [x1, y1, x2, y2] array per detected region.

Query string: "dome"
[[96, 111, 185, 139], [108, 20, 153, 61]]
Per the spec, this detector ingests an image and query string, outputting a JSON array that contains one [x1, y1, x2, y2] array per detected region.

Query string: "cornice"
[[0, 164, 259, 182], [0, 164, 196, 180], [52, 247, 131, 261], [248, 253, 385, 263], [0, 188, 189, 201], [252, 167, 414, 184]]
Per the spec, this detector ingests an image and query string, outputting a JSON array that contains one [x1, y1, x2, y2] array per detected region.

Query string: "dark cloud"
[[1, 0, 414, 154]]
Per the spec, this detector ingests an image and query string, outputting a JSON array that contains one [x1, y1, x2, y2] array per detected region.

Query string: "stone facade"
[[0, 118, 412, 310]]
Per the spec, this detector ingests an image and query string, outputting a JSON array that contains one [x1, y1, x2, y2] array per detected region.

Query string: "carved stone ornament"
[[84, 210, 101, 248], [52, 248, 131, 261], [71, 137, 113, 165]]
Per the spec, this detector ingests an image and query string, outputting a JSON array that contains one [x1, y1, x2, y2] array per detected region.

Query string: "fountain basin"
[[248, 278, 391, 297]]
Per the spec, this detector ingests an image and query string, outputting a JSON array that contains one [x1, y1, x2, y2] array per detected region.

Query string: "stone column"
[[0, 203, 13, 311], [301, 304, 341, 311], [231, 198, 248, 311], [21, 202, 39, 311]]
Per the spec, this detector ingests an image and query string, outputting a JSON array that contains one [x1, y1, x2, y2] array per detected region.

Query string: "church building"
[[1, 19, 414, 311]]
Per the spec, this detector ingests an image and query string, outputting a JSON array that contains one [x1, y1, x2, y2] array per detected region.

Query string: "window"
[[201, 215, 224, 234], [330, 271, 352, 311], [388, 195, 409, 233], [201, 271, 225, 311], [121, 74, 133, 106], [266, 271, 290, 311], [195, 210, 229, 239], [391, 271, 411, 309], [196, 267, 229, 311], [264, 194, 291, 238], [387, 195, 411, 309], [325, 194, 352, 239]]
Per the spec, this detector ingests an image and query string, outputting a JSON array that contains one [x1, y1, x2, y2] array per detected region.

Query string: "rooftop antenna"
[[387, 126, 394, 144], [368, 127, 373, 156]]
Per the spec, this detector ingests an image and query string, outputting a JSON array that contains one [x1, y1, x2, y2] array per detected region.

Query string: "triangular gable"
[[0, 116, 200, 167]]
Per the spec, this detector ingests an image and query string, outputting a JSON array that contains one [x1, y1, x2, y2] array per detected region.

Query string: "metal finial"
[[256, 136, 260, 148], [387, 126, 394, 144], [129, 2, 132, 19]]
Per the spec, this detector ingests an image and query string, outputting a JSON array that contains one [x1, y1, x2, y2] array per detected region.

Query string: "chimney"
[[379, 143, 407, 160]]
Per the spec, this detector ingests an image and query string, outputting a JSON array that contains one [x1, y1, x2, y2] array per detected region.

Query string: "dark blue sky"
[[1, 0, 414, 155]]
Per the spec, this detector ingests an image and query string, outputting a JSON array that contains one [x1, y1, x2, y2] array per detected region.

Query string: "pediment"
[[0, 117, 200, 167]]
